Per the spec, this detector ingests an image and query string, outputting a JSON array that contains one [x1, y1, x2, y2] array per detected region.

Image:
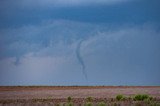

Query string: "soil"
[[0, 86, 160, 100]]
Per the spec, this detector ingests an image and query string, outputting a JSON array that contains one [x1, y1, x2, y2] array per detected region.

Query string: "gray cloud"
[[0, 20, 160, 85], [0, 0, 132, 9], [0, 20, 97, 59]]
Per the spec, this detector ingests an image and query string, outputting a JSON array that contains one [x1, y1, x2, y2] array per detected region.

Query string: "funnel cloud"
[[76, 40, 88, 81]]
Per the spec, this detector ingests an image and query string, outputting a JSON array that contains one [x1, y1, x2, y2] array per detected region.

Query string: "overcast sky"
[[0, 0, 160, 86]]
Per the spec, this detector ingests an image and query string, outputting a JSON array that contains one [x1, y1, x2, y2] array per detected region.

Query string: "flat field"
[[0, 86, 160, 106]]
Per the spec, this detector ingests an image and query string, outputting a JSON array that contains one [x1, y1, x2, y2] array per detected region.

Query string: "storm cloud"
[[0, 20, 160, 85], [0, 0, 160, 85]]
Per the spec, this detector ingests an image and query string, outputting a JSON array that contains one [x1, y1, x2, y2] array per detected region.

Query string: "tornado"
[[14, 56, 20, 65], [76, 40, 88, 81]]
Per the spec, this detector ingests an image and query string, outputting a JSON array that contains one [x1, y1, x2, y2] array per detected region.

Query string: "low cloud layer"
[[0, 20, 160, 85], [0, 0, 132, 9]]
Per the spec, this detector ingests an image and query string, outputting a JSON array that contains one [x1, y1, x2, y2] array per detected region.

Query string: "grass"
[[98, 102, 106, 106], [67, 96, 72, 102], [55, 103, 60, 106], [66, 96, 73, 106], [85, 102, 93, 106], [0, 94, 159, 106], [66, 102, 74, 106], [133, 94, 150, 101], [86, 97, 93, 102], [116, 94, 125, 101]]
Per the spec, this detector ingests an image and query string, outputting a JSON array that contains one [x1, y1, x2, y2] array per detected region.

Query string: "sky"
[[0, 0, 160, 86]]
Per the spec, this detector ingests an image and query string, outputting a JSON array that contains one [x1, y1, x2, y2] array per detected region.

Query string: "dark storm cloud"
[[0, 0, 160, 85]]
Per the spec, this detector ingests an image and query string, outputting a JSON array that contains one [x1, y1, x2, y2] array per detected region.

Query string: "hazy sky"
[[0, 0, 160, 86]]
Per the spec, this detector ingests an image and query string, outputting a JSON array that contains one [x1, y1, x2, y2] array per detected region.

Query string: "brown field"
[[0, 86, 160, 106]]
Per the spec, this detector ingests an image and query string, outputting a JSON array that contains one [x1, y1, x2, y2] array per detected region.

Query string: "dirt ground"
[[0, 86, 160, 100]]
